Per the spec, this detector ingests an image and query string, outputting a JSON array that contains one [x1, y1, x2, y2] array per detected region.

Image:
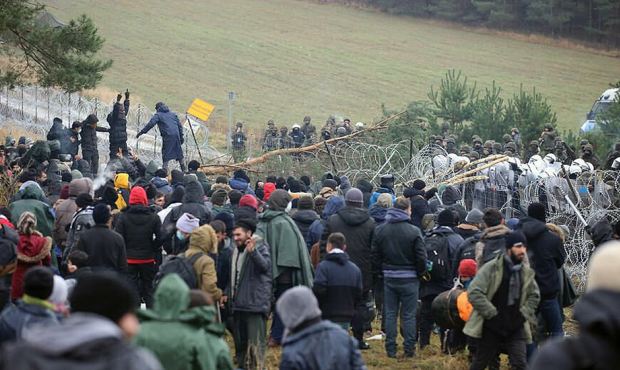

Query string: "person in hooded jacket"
[[137, 102, 185, 171], [455, 208, 484, 240], [159, 186, 185, 223], [135, 274, 233, 370], [530, 242, 620, 370], [10, 213, 52, 301], [419, 209, 463, 349], [150, 168, 173, 195], [115, 186, 162, 308], [320, 188, 375, 349], [47, 117, 66, 142], [368, 193, 392, 225], [185, 224, 222, 302], [229, 169, 255, 195], [9, 183, 54, 238], [107, 91, 130, 159], [0, 222, 18, 310], [80, 113, 108, 176], [255, 189, 314, 347], [355, 179, 374, 209], [372, 197, 427, 357], [307, 196, 344, 255], [404, 179, 430, 229], [291, 195, 320, 250], [518, 203, 566, 342], [277, 286, 367, 370], [52, 178, 92, 250], [0, 273, 162, 370], [475, 208, 512, 267]]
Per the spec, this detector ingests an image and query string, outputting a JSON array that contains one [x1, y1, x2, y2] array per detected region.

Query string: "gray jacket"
[[231, 239, 272, 315]]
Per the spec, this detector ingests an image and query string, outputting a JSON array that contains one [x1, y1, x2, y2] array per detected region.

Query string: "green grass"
[[44, 0, 620, 134]]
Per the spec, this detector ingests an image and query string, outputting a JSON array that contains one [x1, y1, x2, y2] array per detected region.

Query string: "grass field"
[[44, 0, 620, 134]]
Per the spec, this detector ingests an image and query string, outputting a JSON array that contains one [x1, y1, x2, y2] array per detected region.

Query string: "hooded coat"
[[322, 206, 375, 292], [115, 205, 162, 260], [185, 226, 222, 301], [9, 185, 55, 238], [530, 290, 620, 370], [53, 178, 92, 248], [139, 104, 184, 162], [0, 313, 162, 370], [10, 232, 52, 300], [292, 209, 320, 249], [135, 274, 233, 370], [256, 210, 314, 288], [404, 188, 430, 229]]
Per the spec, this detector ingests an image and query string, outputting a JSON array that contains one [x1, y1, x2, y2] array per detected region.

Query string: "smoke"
[[92, 167, 115, 191]]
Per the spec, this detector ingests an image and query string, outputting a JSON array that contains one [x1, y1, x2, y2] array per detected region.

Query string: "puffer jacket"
[[185, 225, 222, 301], [231, 237, 272, 314], [115, 205, 162, 260], [322, 206, 375, 291], [280, 320, 366, 370], [80, 122, 108, 154], [10, 232, 52, 300], [150, 177, 172, 194]]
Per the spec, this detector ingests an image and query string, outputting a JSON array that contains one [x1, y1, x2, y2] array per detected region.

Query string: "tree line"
[[325, 0, 620, 47]]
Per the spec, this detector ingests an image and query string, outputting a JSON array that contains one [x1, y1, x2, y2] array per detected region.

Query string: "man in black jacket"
[[76, 203, 127, 274], [115, 186, 162, 308], [107, 91, 130, 159], [80, 114, 108, 176], [519, 203, 566, 341], [403, 179, 430, 229], [313, 232, 362, 331], [372, 197, 427, 358], [320, 187, 375, 349]]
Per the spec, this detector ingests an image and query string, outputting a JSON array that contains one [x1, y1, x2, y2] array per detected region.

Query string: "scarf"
[[503, 254, 523, 306], [22, 294, 55, 310]]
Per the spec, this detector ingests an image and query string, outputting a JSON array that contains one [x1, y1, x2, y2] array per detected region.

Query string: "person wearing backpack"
[[62, 193, 95, 268], [371, 197, 427, 358], [419, 209, 463, 349], [185, 224, 222, 303], [115, 186, 162, 308]]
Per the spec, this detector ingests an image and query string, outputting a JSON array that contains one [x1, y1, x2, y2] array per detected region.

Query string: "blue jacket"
[[139, 104, 184, 162], [150, 177, 172, 194], [0, 300, 59, 343], [368, 187, 396, 207], [280, 320, 366, 370], [229, 177, 255, 195], [313, 252, 362, 323]]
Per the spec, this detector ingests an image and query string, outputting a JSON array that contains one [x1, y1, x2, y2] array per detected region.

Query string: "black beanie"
[[322, 179, 338, 190], [23, 266, 54, 299], [75, 193, 94, 208], [229, 190, 243, 206], [92, 203, 111, 224], [437, 209, 456, 227], [70, 273, 137, 323], [528, 202, 546, 223], [61, 172, 73, 183], [505, 231, 527, 249], [235, 218, 257, 234], [155, 168, 168, 178]]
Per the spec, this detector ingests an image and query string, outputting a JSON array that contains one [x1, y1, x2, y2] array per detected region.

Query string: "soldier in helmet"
[[290, 124, 305, 148], [581, 144, 600, 169], [472, 135, 483, 156], [320, 118, 334, 140], [539, 123, 556, 155], [301, 116, 315, 145], [525, 140, 540, 162], [342, 118, 353, 135], [445, 136, 457, 154], [335, 126, 348, 138], [483, 140, 494, 157], [279, 126, 292, 149], [502, 133, 513, 148], [511, 128, 522, 155], [459, 144, 471, 156], [262, 120, 278, 151], [433, 135, 444, 148], [504, 142, 517, 157], [231, 122, 247, 162], [492, 142, 503, 155]]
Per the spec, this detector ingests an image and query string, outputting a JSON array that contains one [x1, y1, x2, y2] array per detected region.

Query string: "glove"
[[116, 93, 122, 102], [125, 89, 130, 100]]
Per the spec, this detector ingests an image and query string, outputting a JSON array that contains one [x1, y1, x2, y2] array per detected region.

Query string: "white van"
[[581, 88, 619, 133]]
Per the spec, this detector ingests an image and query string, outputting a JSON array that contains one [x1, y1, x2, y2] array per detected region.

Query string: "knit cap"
[[413, 179, 426, 190], [211, 189, 228, 206], [239, 194, 258, 210], [129, 186, 148, 206], [465, 209, 484, 224], [528, 202, 546, 222], [344, 188, 363, 205], [298, 195, 314, 210], [437, 209, 456, 227], [268, 189, 292, 211], [276, 286, 322, 331], [458, 259, 477, 278], [176, 213, 200, 234], [505, 231, 527, 249]]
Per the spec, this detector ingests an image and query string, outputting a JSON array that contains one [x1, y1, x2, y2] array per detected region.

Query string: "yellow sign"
[[187, 98, 215, 122]]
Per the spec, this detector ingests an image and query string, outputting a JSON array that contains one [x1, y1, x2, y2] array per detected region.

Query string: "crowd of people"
[[0, 109, 618, 370]]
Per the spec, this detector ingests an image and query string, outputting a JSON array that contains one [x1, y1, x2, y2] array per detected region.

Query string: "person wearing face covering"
[[255, 189, 314, 347]]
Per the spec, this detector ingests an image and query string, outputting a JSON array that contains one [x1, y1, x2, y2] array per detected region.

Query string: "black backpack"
[[425, 231, 451, 283], [154, 252, 204, 289]]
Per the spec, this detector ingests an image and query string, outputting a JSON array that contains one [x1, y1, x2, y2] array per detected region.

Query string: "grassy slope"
[[45, 0, 620, 133]]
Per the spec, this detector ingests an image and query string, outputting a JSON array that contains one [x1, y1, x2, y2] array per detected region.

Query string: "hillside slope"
[[45, 0, 620, 132]]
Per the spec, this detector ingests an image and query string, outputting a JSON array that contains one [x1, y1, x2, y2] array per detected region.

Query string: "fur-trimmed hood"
[[17, 232, 52, 263]]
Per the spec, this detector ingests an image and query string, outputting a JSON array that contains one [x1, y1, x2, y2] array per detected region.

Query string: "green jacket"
[[9, 185, 54, 238], [135, 274, 233, 370], [256, 209, 314, 287], [463, 253, 540, 343]]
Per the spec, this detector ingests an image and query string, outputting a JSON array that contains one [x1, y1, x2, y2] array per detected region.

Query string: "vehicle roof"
[[599, 88, 619, 102]]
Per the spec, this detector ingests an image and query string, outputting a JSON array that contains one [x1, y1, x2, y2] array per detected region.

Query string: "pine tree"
[[0, 1, 112, 92]]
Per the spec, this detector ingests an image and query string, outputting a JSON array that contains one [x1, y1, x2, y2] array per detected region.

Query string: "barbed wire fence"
[[0, 85, 223, 168]]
